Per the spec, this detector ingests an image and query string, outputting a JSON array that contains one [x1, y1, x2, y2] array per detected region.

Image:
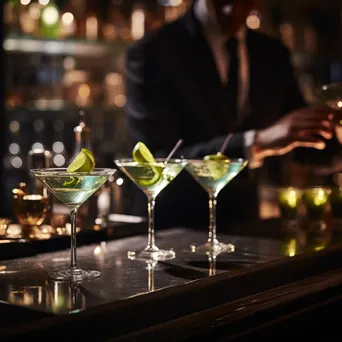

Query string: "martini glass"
[[316, 82, 342, 111], [186, 158, 248, 255], [30, 168, 116, 282], [316, 82, 342, 142], [312, 82, 342, 174], [115, 158, 187, 261]]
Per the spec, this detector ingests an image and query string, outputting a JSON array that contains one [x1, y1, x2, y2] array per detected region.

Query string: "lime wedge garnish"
[[81, 148, 95, 166], [204, 153, 230, 180], [132, 142, 161, 186], [64, 149, 95, 187], [63, 177, 81, 187], [67, 148, 95, 173], [136, 164, 163, 186], [204, 152, 229, 161], [133, 142, 156, 164]]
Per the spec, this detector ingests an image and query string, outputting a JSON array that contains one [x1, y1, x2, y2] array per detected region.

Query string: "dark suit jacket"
[[124, 8, 305, 230]]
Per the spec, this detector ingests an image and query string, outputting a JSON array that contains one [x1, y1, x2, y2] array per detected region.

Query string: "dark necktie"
[[225, 38, 239, 131]]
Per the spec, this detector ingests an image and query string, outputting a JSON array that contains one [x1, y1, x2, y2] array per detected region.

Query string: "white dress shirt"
[[194, 0, 261, 168]]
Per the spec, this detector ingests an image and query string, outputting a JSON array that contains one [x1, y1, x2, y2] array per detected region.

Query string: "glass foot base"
[[190, 242, 235, 255], [128, 247, 176, 261], [48, 267, 101, 282]]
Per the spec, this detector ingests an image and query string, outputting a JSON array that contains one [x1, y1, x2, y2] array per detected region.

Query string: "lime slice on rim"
[[64, 149, 95, 187], [67, 148, 95, 173], [204, 152, 229, 161], [133, 142, 156, 164], [132, 142, 161, 186], [204, 153, 230, 180], [82, 148, 95, 166]]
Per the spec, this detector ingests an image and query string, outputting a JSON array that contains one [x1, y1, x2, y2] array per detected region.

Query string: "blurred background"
[[1, 0, 342, 219]]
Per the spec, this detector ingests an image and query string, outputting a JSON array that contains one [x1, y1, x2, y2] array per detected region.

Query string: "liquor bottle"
[[107, 1, 130, 41], [27, 148, 53, 228], [59, 0, 86, 38], [68, 111, 93, 163], [84, 0, 101, 40], [69, 113, 98, 231], [131, 2, 145, 41], [39, 0, 60, 39], [4, 0, 22, 36]]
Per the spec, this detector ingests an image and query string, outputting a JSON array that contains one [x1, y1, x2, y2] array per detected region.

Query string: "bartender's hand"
[[253, 107, 334, 160]]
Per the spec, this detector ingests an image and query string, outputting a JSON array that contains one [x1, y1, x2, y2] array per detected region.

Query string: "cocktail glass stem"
[[127, 193, 175, 261], [190, 190, 235, 255], [208, 192, 219, 247], [145, 195, 158, 253], [70, 208, 78, 269]]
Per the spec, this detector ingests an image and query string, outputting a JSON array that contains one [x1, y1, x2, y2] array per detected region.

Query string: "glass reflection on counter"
[[279, 227, 306, 257], [304, 229, 332, 253], [147, 260, 157, 293], [8, 281, 86, 314], [8, 285, 43, 307], [280, 237, 299, 257], [279, 224, 333, 257], [208, 253, 217, 277]]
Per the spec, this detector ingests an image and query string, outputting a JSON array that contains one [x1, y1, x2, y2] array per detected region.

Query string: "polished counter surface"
[[1, 225, 342, 341], [0, 228, 283, 315]]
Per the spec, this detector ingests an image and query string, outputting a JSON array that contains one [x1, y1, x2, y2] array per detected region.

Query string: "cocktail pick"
[[219, 133, 233, 154], [166, 139, 184, 162]]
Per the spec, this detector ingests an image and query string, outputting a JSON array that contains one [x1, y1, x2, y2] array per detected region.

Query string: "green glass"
[[315, 82, 342, 110], [31, 168, 116, 282], [302, 187, 331, 221], [277, 187, 302, 220], [186, 158, 248, 255], [330, 187, 342, 219], [115, 159, 187, 261]]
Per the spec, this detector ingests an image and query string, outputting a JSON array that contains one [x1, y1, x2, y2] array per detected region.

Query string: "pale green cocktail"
[[115, 159, 187, 261], [186, 158, 248, 255], [37, 173, 110, 209], [31, 168, 115, 282]]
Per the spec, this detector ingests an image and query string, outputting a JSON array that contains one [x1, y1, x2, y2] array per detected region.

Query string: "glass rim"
[[277, 186, 333, 190], [114, 158, 187, 165], [317, 82, 342, 90], [30, 168, 116, 177], [277, 186, 303, 191], [186, 158, 247, 164], [303, 186, 332, 192]]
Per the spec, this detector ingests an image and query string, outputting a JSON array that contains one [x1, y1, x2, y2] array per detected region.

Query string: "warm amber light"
[[313, 189, 328, 206], [303, 187, 331, 207], [278, 187, 301, 208], [131, 7, 145, 40], [41, 6, 59, 26], [114, 94, 126, 107], [62, 12, 74, 25], [78, 84, 91, 98], [246, 14, 260, 30]]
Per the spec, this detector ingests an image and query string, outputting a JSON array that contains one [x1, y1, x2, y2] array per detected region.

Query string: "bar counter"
[[0, 222, 342, 340]]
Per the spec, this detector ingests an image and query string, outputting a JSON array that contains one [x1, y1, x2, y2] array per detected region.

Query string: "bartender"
[[124, 0, 334, 229]]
